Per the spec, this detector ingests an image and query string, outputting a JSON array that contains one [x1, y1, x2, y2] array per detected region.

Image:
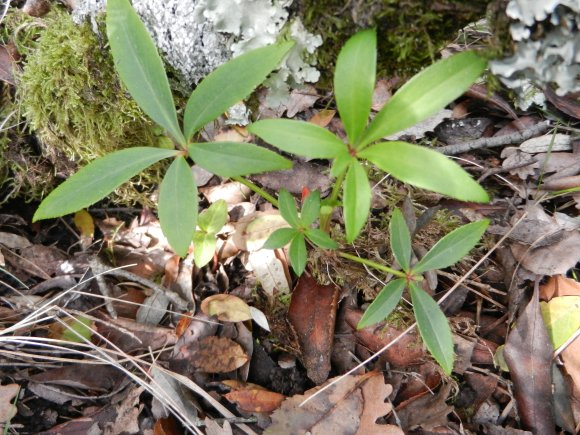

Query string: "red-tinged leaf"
[[504, 282, 555, 433], [288, 274, 340, 384], [225, 389, 286, 413]]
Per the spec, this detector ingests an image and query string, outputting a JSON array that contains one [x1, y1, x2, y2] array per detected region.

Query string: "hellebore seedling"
[[263, 189, 337, 275], [33, 0, 294, 256], [193, 199, 228, 268], [249, 29, 489, 243], [354, 209, 489, 374]]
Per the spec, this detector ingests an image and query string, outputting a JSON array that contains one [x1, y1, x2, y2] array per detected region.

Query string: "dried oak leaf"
[[264, 372, 402, 435], [0, 383, 19, 423], [174, 336, 248, 373]]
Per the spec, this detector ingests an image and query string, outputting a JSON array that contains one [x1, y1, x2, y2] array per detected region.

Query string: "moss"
[[295, 0, 490, 87], [8, 8, 166, 205]]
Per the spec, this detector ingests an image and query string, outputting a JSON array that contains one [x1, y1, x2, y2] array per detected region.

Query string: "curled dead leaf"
[[201, 294, 252, 322]]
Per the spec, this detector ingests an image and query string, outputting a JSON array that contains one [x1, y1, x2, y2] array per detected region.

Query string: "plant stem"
[[320, 170, 346, 232], [338, 252, 406, 278], [231, 176, 278, 207]]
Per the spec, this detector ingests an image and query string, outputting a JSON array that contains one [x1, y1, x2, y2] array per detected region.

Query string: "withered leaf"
[[288, 274, 339, 384], [0, 384, 19, 423], [201, 294, 252, 322], [265, 372, 402, 435], [504, 282, 555, 433], [174, 336, 248, 373], [225, 389, 286, 413]]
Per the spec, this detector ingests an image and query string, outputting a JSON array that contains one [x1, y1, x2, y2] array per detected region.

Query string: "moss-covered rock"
[[2, 8, 166, 205]]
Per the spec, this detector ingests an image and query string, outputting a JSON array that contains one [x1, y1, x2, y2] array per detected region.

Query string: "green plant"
[[249, 28, 489, 243], [193, 200, 228, 268], [263, 189, 337, 275], [33, 0, 293, 257]]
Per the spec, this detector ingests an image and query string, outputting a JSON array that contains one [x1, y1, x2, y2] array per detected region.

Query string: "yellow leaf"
[[541, 296, 580, 349], [73, 209, 94, 238], [200, 294, 252, 322]]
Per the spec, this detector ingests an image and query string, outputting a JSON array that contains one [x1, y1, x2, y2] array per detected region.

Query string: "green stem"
[[338, 252, 406, 278], [320, 170, 346, 232], [232, 176, 278, 207]]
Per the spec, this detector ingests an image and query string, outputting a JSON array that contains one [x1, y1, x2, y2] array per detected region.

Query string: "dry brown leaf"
[[104, 386, 142, 435], [288, 274, 339, 384], [173, 336, 248, 373], [285, 85, 319, 117], [225, 389, 286, 413], [309, 109, 335, 128], [251, 162, 332, 195], [153, 416, 181, 435], [0, 43, 19, 85], [0, 383, 19, 423], [395, 383, 453, 431], [357, 374, 400, 435], [201, 294, 252, 322], [265, 372, 402, 434], [540, 275, 580, 300]]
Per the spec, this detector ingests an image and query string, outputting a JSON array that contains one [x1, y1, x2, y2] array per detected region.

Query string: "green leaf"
[[357, 278, 406, 329], [184, 42, 294, 139], [106, 0, 184, 145], [198, 199, 228, 234], [409, 282, 454, 375], [390, 208, 412, 271], [278, 189, 301, 228], [334, 29, 376, 145], [60, 315, 93, 343], [158, 156, 198, 257], [305, 228, 338, 250], [263, 227, 298, 249], [300, 190, 321, 227], [188, 142, 291, 177], [359, 51, 486, 147], [541, 297, 580, 349], [413, 219, 489, 274], [289, 233, 307, 276], [249, 119, 345, 159], [330, 150, 356, 178], [360, 141, 489, 202], [343, 161, 371, 243], [34, 148, 178, 221], [193, 231, 216, 268]]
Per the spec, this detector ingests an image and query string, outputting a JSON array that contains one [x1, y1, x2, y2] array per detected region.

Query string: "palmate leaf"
[[334, 29, 376, 145], [249, 119, 346, 159], [34, 148, 178, 221], [106, 0, 184, 145], [343, 160, 371, 243], [413, 219, 489, 274], [188, 142, 291, 177], [359, 141, 489, 202], [357, 278, 406, 329], [409, 282, 454, 375], [184, 42, 294, 139], [289, 233, 307, 276], [158, 156, 198, 257], [390, 208, 412, 271], [358, 51, 486, 147]]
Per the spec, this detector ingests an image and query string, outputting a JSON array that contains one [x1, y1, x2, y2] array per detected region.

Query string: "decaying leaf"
[[395, 382, 453, 431], [504, 283, 555, 433], [288, 274, 340, 384], [265, 372, 402, 434], [541, 296, 580, 349], [0, 383, 19, 424], [201, 294, 252, 322], [173, 336, 248, 373], [225, 386, 285, 413], [540, 275, 580, 300]]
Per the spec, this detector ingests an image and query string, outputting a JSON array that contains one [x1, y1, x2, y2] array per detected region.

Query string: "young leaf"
[[343, 161, 371, 243], [106, 0, 184, 145], [334, 29, 376, 145], [184, 42, 294, 139], [330, 150, 356, 178], [198, 199, 228, 233], [357, 278, 406, 329], [249, 119, 346, 159], [263, 227, 297, 249], [34, 148, 178, 221], [278, 189, 301, 228], [158, 156, 198, 257], [390, 208, 412, 270], [305, 228, 338, 250], [188, 142, 291, 177], [289, 233, 307, 276], [409, 282, 454, 375], [412, 219, 489, 274], [359, 141, 489, 202], [193, 232, 216, 268], [300, 190, 321, 227], [359, 51, 486, 147]]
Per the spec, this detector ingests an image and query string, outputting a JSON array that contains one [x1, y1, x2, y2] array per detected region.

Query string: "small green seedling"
[[193, 199, 228, 267], [249, 29, 489, 243], [263, 189, 337, 275], [33, 0, 294, 256], [356, 208, 489, 374]]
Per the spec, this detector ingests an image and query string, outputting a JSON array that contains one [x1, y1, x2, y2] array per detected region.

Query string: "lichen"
[[15, 8, 164, 205]]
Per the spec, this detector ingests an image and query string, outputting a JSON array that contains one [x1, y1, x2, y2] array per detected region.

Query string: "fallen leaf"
[[519, 134, 572, 153], [265, 372, 402, 434], [540, 275, 580, 300], [136, 292, 170, 325], [0, 383, 19, 423], [225, 388, 285, 413], [371, 78, 394, 111], [541, 296, 580, 348], [544, 86, 580, 120], [200, 181, 251, 204], [201, 294, 252, 322], [309, 109, 336, 128], [251, 162, 333, 195], [204, 417, 233, 435], [73, 209, 95, 238], [0, 43, 19, 85], [104, 386, 142, 435], [286, 85, 319, 117], [0, 232, 32, 249], [246, 250, 291, 296], [288, 274, 339, 384], [173, 336, 248, 373], [504, 282, 555, 433], [395, 383, 453, 431]]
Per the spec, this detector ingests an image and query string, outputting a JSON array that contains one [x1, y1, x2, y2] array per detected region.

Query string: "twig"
[[437, 121, 551, 155]]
